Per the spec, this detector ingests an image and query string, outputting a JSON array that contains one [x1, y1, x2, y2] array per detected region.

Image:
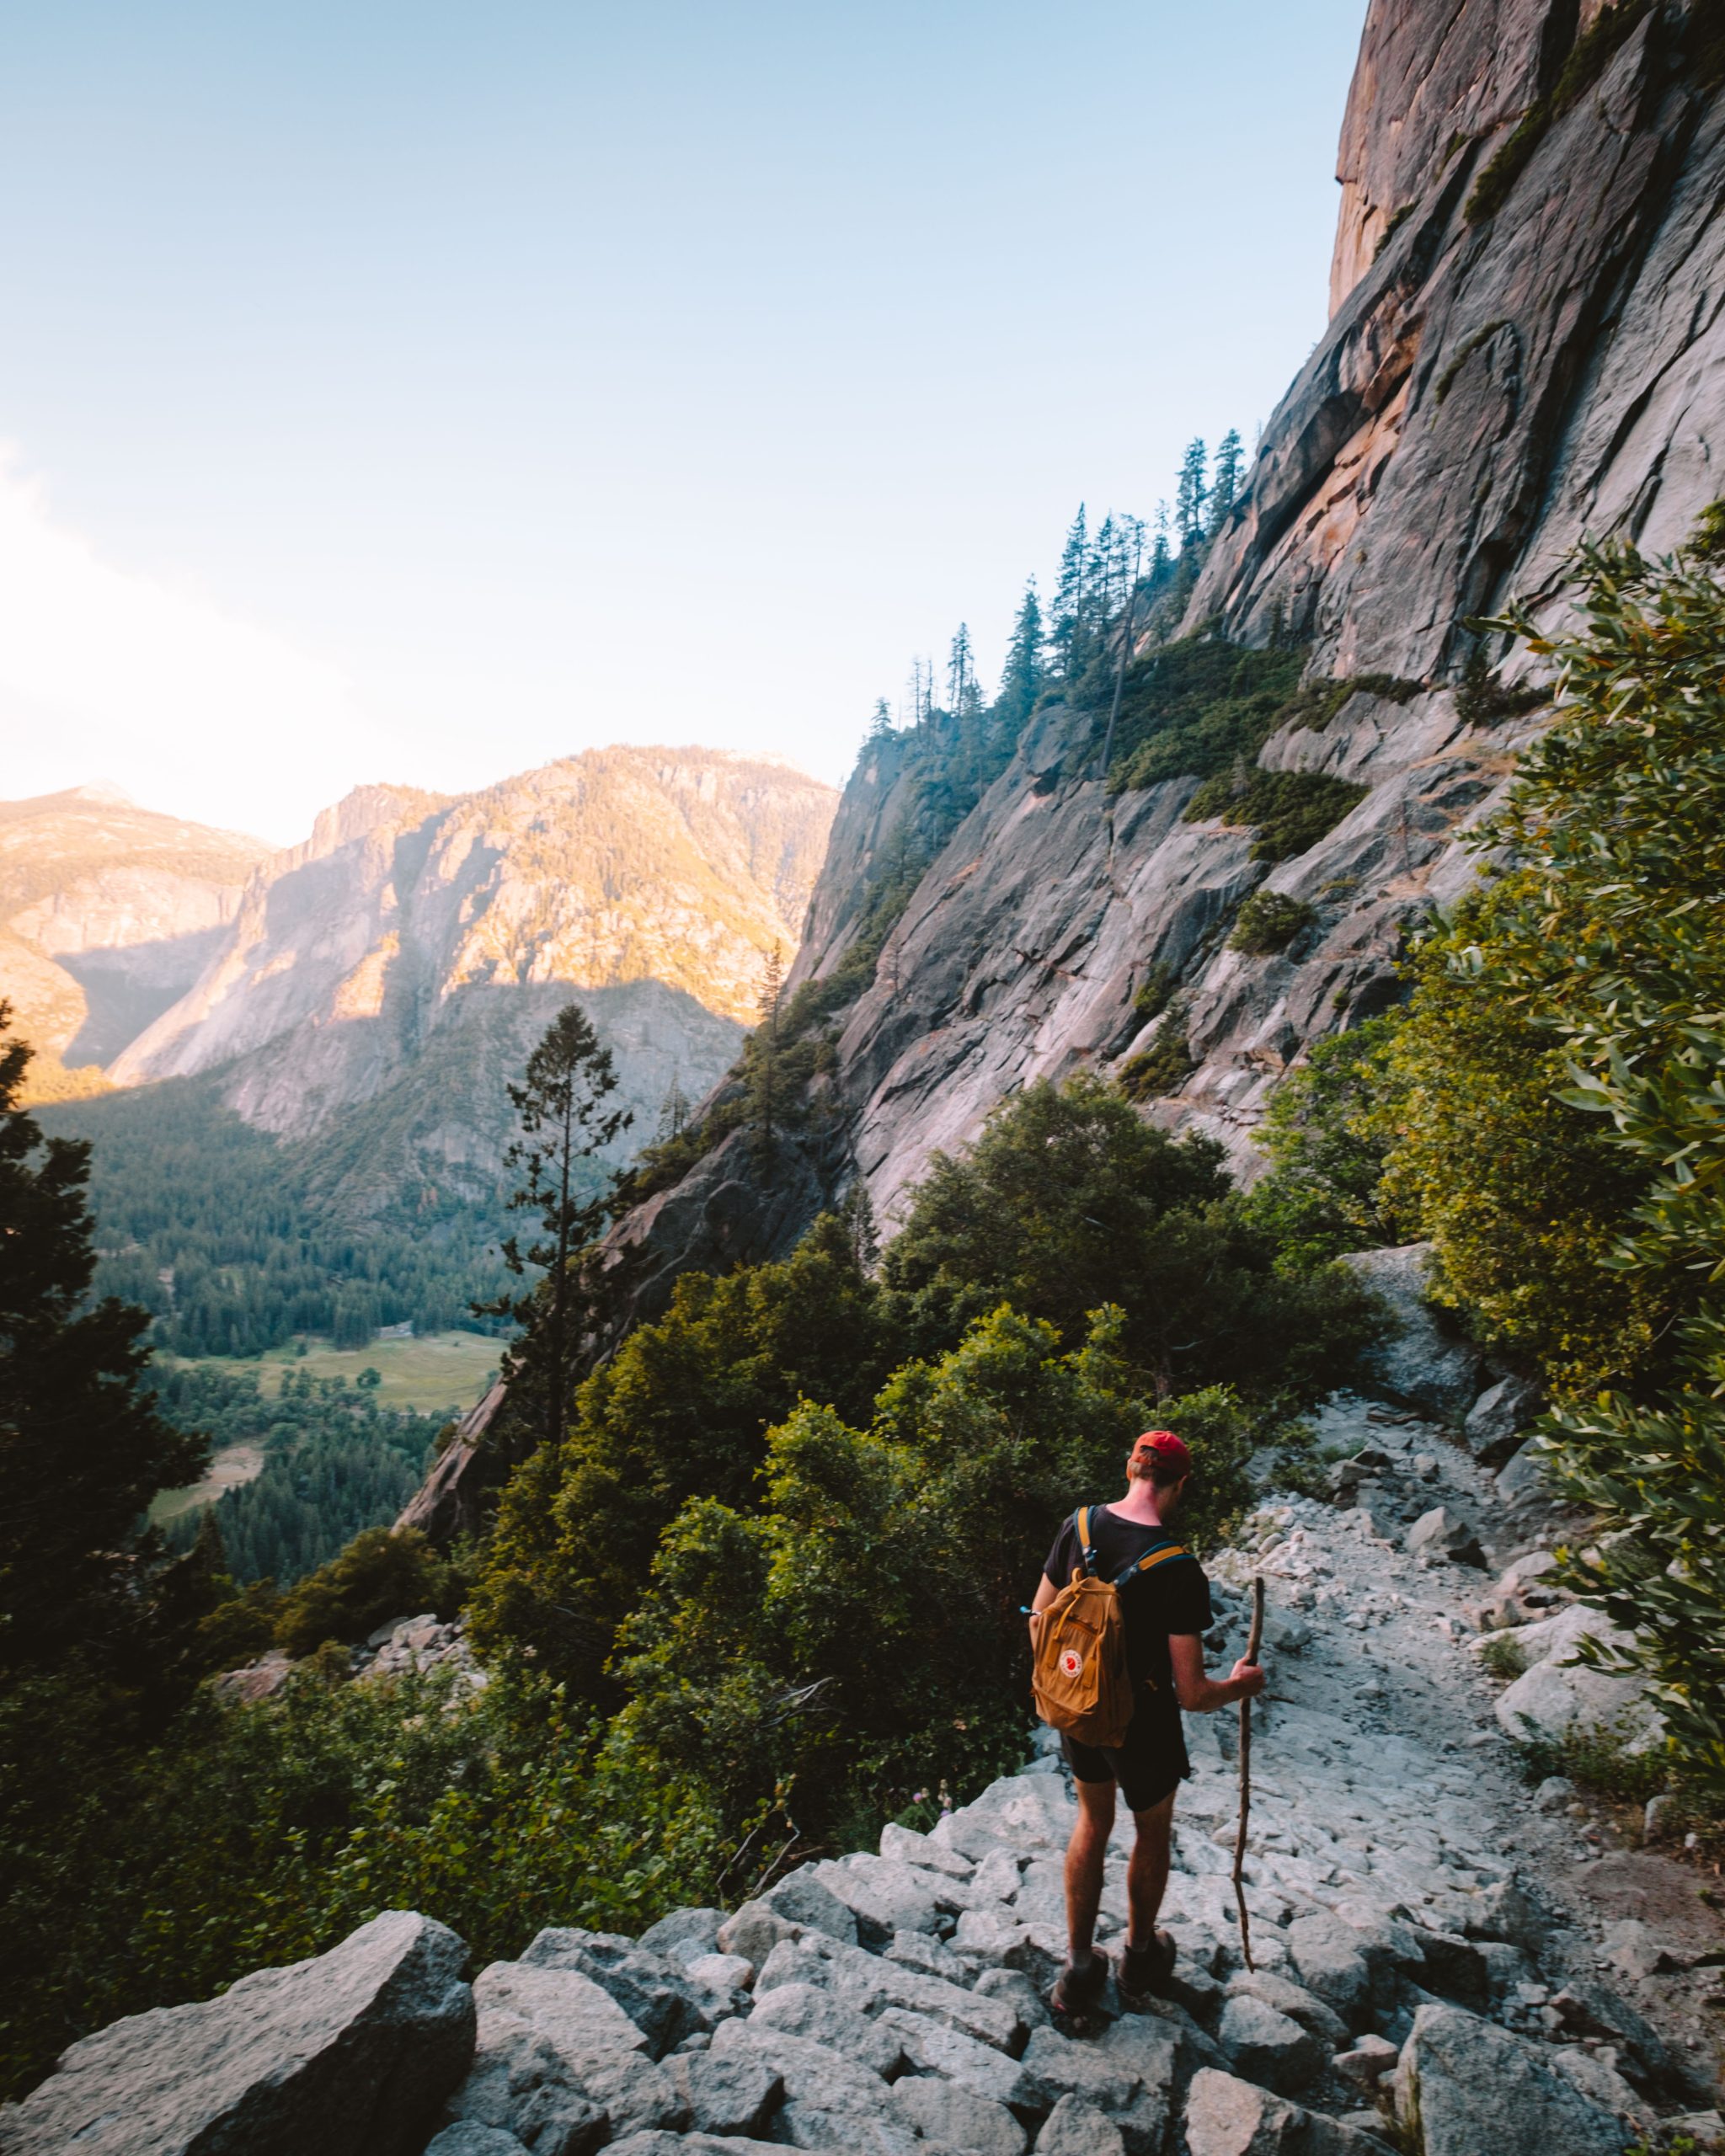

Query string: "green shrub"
[[1454, 646, 1551, 727], [1478, 1632, 1529, 1681], [1119, 1010, 1196, 1101], [1105, 638, 1306, 794], [1229, 891, 1316, 957], [0, 1660, 728, 2102], [273, 1526, 464, 1658], [1184, 769, 1368, 862], [1131, 963, 1175, 1023], [1516, 1719, 1669, 1807], [1276, 674, 1423, 730], [1244, 1018, 1406, 1270], [1390, 539, 1725, 1808]]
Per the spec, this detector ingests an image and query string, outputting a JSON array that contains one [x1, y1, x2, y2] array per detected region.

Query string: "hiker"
[[1028, 1427, 1266, 2014]]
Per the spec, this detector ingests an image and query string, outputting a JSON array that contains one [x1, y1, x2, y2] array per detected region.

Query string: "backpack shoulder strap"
[[1111, 1532, 1198, 1589], [1076, 1505, 1102, 1577]]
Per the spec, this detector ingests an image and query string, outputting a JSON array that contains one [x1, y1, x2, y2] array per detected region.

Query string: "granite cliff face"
[[108, 748, 836, 1208], [0, 784, 269, 1090], [595, 0, 1725, 1327]]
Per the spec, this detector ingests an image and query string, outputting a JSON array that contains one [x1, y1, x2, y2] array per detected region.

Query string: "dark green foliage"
[[1184, 768, 1369, 862], [153, 1363, 451, 1587], [38, 1078, 513, 1357], [469, 1213, 899, 1693], [609, 1307, 1260, 1849], [1229, 891, 1317, 956], [1206, 431, 1244, 539], [0, 1661, 724, 2103], [1466, 0, 1654, 225], [0, 1008, 206, 1684], [1692, 498, 1725, 563], [1277, 673, 1423, 729], [1174, 440, 1210, 554], [1380, 894, 1671, 1392], [1105, 638, 1307, 793], [1130, 963, 1175, 1023], [272, 1526, 465, 1657], [996, 582, 1048, 729], [1244, 1018, 1405, 1270], [483, 1003, 631, 1459], [1118, 1012, 1196, 1102], [1454, 646, 1553, 726], [1379, 542, 1725, 1805], [878, 1075, 1385, 1406]]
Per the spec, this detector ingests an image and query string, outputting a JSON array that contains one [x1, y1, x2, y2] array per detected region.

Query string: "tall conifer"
[[0, 1005, 205, 1679]]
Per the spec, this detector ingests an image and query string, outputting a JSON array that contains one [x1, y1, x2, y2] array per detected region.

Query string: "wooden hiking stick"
[[1231, 1574, 1266, 1972]]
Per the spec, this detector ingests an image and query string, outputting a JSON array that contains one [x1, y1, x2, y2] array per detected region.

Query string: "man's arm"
[[1028, 1573, 1059, 1634], [1169, 1632, 1265, 1713]]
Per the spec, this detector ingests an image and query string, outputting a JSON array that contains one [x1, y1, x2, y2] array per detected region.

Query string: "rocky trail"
[[9, 1377, 1722, 2156]]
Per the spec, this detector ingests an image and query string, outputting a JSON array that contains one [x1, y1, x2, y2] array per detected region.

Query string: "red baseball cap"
[[1132, 1428, 1193, 1476]]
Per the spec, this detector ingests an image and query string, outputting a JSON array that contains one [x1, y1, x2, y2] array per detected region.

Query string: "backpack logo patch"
[[1059, 1647, 1084, 1678]]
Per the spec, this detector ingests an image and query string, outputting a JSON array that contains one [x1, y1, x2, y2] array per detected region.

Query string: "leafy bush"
[[1229, 891, 1316, 957], [1244, 1019, 1406, 1270], [1183, 768, 1368, 862], [1390, 537, 1725, 1806], [1516, 1719, 1669, 1807], [1130, 962, 1175, 1023], [469, 1213, 898, 1691], [1119, 1011, 1197, 1102], [1453, 646, 1551, 727], [608, 1305, 1261, 1849], [0, 1659, 726, 2102], [1105, 638, 1306, 793], [273, 1526, 465, 1657], [879, 1075, 1386, 1408], [1477, 1632, 1529, 1681], [1376, 905, 1667, 1392]]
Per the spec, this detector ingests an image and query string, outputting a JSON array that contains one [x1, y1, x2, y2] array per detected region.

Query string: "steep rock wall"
[[595, 0, 1725, 1332]]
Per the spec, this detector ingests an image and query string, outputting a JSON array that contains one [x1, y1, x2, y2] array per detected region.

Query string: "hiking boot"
[[1050, 1949, 1109, 2017], [1119, 1929, 1176, 2002]]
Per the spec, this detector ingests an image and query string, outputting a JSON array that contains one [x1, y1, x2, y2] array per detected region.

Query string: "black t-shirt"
[[1043, 1502, 1213, 1726]]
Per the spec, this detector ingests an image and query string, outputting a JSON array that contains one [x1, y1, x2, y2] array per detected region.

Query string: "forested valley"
[[4, 482, 1724, 2106]]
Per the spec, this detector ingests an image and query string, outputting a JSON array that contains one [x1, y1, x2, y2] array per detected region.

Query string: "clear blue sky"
[[0, 0, 1369, 842]]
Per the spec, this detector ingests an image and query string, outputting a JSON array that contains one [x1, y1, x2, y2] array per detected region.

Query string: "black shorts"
[[1061, 1708, 1190, 1813]]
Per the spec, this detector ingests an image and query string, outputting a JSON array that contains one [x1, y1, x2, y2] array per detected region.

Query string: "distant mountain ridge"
[[109, 747, 835, 1166], [0, 783, 270, 1094]]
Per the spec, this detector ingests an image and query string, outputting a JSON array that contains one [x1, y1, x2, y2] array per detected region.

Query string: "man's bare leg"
[[1126, 1790, 1176, 1948], [1055, 1776, 1116, 2003]]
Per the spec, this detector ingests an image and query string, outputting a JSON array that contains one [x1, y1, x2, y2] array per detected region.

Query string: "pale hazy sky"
[[0, 0, 1369, 844]]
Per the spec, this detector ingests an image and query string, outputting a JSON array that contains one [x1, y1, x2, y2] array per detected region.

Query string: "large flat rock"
[[0, 1909, 473, 2156]]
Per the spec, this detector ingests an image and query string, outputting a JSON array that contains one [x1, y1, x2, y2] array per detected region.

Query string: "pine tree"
[[0, 1004, 206, 1680], [657, 1071, 692, 1142], [1207, 430, 1244, 537], [752, 942, 786, 1154], [1147, 503, 1173, 592], [946, 623, 976, 717], [867, 696, 895, 743], [1051, 506, 1089, 679], [483, 1002, 632, 1453], [838, 1179, 879, 1270], [1175, 440, 1210, 555], [996, 580, 1046, 734]]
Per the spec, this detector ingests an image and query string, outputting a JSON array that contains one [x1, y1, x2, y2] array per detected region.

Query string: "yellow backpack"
[[1030, 1505, 1196, 1748]]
